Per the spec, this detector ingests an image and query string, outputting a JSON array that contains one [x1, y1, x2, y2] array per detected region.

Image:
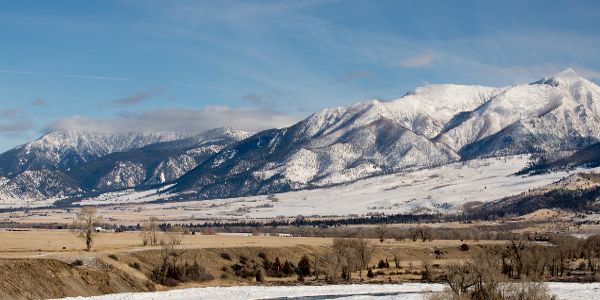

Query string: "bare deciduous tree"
[[375, 224, 388, 243], [166, 225, 185, 246], [429, 248, 553, 300], [392, 251, 401, 269], [73, 207, 102, 251], [328, 238, 358, 282], [351, 237, 374, 278], [142, 217, 160, 246]]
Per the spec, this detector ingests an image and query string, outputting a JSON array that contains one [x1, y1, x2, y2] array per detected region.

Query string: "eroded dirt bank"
[[0, 258, 148, 300]]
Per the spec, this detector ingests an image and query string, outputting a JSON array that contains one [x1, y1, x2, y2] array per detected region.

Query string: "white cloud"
[[400, 52, 434, 68], [46, 106, 301, 134]]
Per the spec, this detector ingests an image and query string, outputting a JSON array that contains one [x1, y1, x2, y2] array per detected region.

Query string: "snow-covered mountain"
[[172, 69, 600, 199], [0, 130, 189, 176], [0, 169, 81, 201], [69, 127, 251, 191], [2, 69, 599, 206], [0, 128, 250, 202]]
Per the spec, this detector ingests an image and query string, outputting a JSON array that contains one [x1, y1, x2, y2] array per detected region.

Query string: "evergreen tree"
[[298, 254, 311, 276], [272, 257, 282, 275], [282, 260, 294, 276]]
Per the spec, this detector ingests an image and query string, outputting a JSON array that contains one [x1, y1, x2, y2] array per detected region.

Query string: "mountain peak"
[[197, 127, 252, 141], [552, 68, 582, 81], [532, 68, 585, 87], [555, 67, 578, 77]]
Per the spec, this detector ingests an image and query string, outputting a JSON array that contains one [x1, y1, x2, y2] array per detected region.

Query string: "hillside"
[[171, 69, 600, 200]]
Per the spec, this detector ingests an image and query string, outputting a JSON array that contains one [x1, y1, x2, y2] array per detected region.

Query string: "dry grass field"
[[1, 209, 597, 300], [0, 228, 508, 299], [0, 229, 335, 256], [0, 228, 503, 257]]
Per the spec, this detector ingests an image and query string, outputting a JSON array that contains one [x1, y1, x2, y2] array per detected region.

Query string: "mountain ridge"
[[0, 127, 250, 202], [170, 69, 600, 200]]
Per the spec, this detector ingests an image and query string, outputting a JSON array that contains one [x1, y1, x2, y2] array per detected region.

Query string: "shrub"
[[282, 260, 295, 276], [367, 269, 375, 278], [72, 259, 84, 266], [219, 252, 232, 260], [497, 282, 554, 300], [459, 243, 470, 251], [129, 262, 141, 270], [151, 259, 213, 286], [255, 268, 265, 282], [258, 252, 267, 259], [162, 278, 179, 287], [108, 254, 119, 261], [145, 280, 156, 292], [378, 260, 387, 269], [239, 255, 248, 264], [269, 257, 283, 277], [231, 263, 256, 278]]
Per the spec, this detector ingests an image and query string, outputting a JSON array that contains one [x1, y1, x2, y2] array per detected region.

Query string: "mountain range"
[[0, 128, 249, 202], [1, 69, 599, 206], [170, 69, 600, 199]]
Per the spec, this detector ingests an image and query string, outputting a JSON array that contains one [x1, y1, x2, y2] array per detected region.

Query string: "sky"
[[1, 0, 600, 152]]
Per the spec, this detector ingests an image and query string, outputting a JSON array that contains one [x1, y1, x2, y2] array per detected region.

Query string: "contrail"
[[0, 69, 134, 81]]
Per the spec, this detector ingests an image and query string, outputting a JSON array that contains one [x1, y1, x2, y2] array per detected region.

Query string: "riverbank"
[[55, 282, 600, 300]]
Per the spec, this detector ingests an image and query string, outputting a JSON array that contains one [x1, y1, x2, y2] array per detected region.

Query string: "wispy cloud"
[[31, 98, 48, 107], [336, 70, 373, 82], [0, 69, 134, 81], [0, 109, 32, 135], [47, 106, 301, 134], [109, 88, 165, 107], [571, 66, 600, 80], [169, 82, 258, 92], [240, 92, 280, 109], [400, 52, 434, 68]]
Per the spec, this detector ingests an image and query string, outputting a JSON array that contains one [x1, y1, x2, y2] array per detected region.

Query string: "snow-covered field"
[[73, 185, 175, 206], [0, 195, 60, 209], [55, 282, 600, 300], [86, 155, 580, 219], [5, 155, 596, 219]]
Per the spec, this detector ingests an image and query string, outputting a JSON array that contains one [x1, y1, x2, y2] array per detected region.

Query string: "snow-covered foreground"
[[56, 282, 600, 300]]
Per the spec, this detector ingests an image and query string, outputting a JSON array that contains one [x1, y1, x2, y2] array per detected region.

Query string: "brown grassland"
[[1, 208, 600, 300], [0, 228, 506, 299]]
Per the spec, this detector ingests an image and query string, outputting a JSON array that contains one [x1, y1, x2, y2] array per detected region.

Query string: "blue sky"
[[1, 0, 599, 151]]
